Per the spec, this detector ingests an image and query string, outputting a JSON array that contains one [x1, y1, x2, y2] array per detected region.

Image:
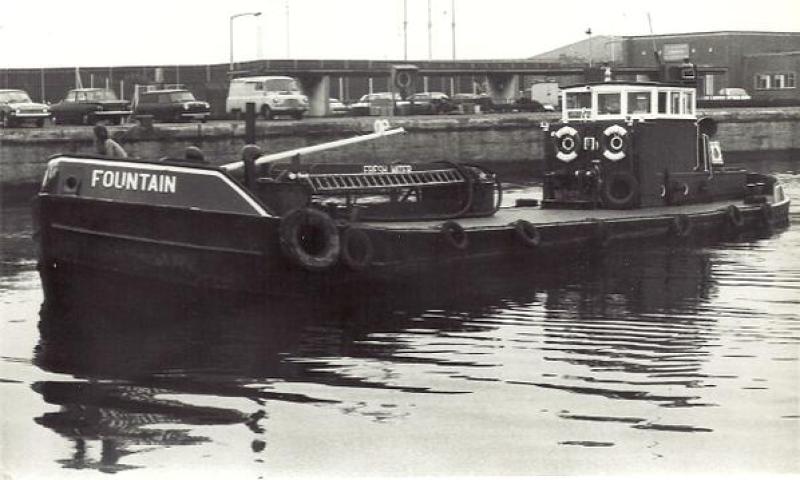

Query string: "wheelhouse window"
[[657, 92, 668, 113], [564, 91, 591, 119], [670, 92, 682, 115], [683, 91, 694, 115], [597, 93, 621, 115], [626, 91, 652, 114]]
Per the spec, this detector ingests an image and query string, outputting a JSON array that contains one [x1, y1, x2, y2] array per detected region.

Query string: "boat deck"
[[360, 199, 763, 231]]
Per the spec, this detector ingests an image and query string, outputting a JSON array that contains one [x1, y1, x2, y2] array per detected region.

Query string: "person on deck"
[[93, 125, 127, 158]]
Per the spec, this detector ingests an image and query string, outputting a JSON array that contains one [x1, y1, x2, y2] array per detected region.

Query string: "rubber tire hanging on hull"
[[513, 220, 542, 248], [340, 227, 375, 271], [601, 172, 639, 209], [279, 208, 340, 271], [725, 204, 745, 231], [440, 221, 469, 250]]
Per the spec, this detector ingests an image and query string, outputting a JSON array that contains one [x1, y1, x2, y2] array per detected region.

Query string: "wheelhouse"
[[561, 82, 697, 122]]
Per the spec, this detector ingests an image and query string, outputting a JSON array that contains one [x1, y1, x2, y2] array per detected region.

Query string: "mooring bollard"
[[245, 102, 256, 145]]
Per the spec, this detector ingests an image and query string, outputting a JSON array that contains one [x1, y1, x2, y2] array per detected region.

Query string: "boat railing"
[[296, 168, 466, 194]]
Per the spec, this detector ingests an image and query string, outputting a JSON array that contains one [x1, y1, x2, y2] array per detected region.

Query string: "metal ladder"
[[301, 168, 465, 194]]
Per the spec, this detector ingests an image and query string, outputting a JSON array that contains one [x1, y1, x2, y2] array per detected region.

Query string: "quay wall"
[[2, 108, 800, 196]]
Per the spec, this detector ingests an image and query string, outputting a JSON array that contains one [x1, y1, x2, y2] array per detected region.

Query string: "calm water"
[[1, 172, 799, 477]]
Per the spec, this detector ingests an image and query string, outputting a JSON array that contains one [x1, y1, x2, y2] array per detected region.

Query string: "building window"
[[755, 72, 796, 90], [755, 74, 771, 89]]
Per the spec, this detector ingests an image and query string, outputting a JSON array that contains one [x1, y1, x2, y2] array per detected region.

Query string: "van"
[[226, 76, 309, 120]]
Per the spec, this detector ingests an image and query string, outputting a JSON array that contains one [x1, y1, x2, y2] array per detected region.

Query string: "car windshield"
[[0, 91, 32, 103], [81, 90, 118, 101], [264, 79, 300, 92], [170, 92, 196, 102]]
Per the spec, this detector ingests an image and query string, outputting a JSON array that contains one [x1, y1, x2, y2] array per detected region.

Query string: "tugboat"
[[34, 83, 790, 294]]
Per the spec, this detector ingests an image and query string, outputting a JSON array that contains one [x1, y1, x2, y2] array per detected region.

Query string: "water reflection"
[[32, 239, 735, 470]]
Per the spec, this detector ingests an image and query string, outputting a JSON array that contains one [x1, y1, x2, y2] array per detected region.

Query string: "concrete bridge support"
[[299, 75, 331, 117], [484, 74, 520, 106]]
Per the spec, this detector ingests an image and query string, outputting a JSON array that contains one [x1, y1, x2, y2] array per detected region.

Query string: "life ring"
[[279, 208, 340, 271], [552, 126, 581, 162], [601, 172, 639, 209], [513, 220, 541, 248], [440, 221, 468, 250], [340, 227, 375, 271], [601, 124, 628, 161], [725, 204, 744, 230], [670, 214, 692, 238]]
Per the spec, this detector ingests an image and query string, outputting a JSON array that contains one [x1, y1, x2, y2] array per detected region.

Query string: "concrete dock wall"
[[2, 108, 799, 195]]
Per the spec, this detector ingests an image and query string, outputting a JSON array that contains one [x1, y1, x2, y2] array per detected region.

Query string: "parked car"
[[328, 98, 350, 116], [716, 87, 751, 100], [0, 89, 50, 127], [226, 76, 308, 120], [348, 92, 405, 116], [134, 88, 211, 123], [408, 92, 455, 114], [50, 88, 131, 125], [512, 97, 547, 112], [451, 93, 494, 113]]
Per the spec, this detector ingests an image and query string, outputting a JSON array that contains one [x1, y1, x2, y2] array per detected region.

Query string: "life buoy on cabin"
[[440, 221, 469, 250], [340, 227, 375, 271], [725, 204, 745, 230], [601, 172, 639, 209], [513, 220, 542, 248], [601, 124, 628, 161], [552, 126, 582, 162], [669, 214, 693, 238], [279, 208, 340, 271]]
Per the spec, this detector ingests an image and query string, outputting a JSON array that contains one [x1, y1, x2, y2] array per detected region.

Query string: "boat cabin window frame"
[[561, 84, 697, 122]]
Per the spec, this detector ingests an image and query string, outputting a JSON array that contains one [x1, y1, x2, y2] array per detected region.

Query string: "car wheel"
[[0, 114, 9, 128], [36, 118, 45, 128], [82, 113, 92, 125], [261, 105, 273, 120], [292, 111, 304, 120]]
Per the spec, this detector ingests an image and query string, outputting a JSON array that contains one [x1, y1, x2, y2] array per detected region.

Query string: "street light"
[[229, 11, 262, 71]]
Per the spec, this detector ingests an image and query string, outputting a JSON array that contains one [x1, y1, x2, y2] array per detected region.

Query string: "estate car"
[[134, 88, 211, 123]]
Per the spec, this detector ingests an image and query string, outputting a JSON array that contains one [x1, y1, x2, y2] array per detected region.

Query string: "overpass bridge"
[[3, 59, 726, 117]]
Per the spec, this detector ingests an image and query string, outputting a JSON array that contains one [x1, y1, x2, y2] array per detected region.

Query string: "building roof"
[[744, 50, 800, 58], [530, 35, 623, 63], [623, 31, 800, 40]]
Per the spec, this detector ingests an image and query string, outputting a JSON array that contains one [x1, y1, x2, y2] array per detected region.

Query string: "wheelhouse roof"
[[562, 81, 690, 90]]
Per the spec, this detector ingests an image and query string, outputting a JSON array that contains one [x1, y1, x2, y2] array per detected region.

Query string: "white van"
[[226, 76, 309, 120]]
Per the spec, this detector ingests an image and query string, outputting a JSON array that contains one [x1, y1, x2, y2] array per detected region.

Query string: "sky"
[[2, 0, 799, 68]]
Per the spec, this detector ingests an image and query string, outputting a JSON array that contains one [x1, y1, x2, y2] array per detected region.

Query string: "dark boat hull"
[[35, 188, 791, 296]]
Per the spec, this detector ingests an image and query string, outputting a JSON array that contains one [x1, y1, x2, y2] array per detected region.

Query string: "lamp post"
[[229, 11, 262, 71]]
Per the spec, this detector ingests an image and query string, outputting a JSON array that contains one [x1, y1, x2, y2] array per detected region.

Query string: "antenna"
[[647, 13, 660, 65]]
